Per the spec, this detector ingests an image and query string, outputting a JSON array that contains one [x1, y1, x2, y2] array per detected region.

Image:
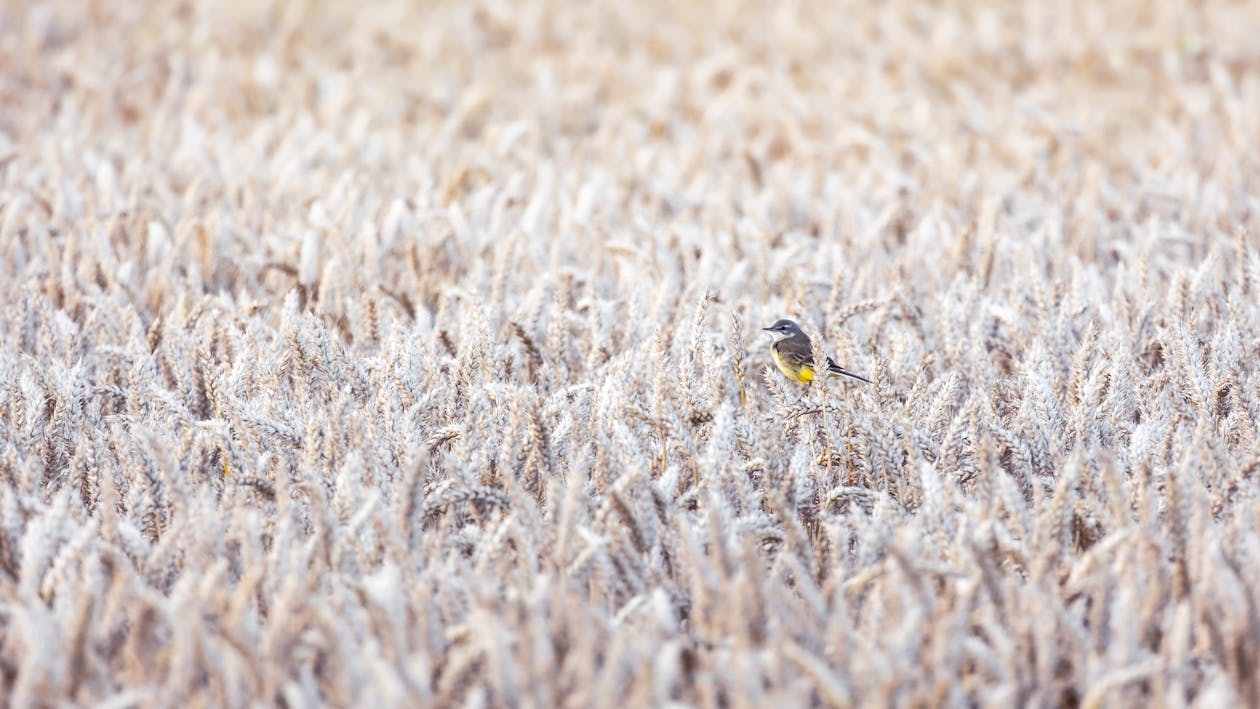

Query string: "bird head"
[[762, 319, 803, 341]]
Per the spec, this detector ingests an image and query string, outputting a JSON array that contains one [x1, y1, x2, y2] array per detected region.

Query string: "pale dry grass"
[[2, 0, 1260, 706]]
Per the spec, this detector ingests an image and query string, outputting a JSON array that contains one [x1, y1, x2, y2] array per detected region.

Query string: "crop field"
[[3, 0, 1260, 706]]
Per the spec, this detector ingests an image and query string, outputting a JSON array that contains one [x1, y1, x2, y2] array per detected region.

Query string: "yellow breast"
[[771, 348, 815, 383]]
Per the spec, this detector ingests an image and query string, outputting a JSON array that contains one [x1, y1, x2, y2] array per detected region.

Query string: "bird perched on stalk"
[[762, 319, 870, 384]]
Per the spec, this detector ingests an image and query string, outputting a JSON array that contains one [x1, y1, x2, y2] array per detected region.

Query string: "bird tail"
[[826, 357, 871, 383]]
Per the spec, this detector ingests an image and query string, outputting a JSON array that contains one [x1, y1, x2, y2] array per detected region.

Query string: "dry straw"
[[1, 0, 1259, 705]]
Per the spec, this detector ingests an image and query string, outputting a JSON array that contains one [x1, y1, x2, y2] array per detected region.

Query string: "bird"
[[762, 319, 871, 384]]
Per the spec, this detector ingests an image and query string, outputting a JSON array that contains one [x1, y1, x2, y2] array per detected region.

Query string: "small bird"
[[763, 319, 871, 384]]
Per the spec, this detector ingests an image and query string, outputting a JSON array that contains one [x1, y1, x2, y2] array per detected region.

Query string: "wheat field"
[[3, 0, 1260, 706]]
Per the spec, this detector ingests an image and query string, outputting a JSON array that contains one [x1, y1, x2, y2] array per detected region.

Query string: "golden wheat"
[[2, 0, 1260, 706]]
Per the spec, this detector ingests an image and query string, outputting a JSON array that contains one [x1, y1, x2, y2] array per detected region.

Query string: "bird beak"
[[761, 326, 774, 331]]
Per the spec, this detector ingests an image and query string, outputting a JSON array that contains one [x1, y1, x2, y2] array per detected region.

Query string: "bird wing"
[[774, 341, 817, 368], [776, 339, 872, 383]]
